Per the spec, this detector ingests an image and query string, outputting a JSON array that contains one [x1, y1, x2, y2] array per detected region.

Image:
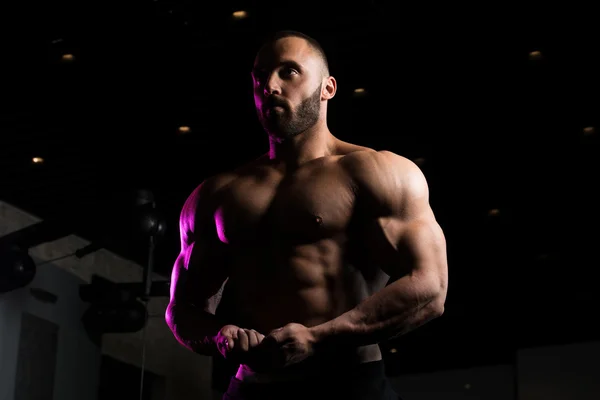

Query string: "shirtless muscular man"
[[166, 30, 449, 400]]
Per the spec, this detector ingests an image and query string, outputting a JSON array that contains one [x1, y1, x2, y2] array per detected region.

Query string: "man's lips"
[[264, 104, 286, 114]]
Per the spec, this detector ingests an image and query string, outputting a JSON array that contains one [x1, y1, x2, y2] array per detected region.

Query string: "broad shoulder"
[[180, 173, 237, 236], [180, 153, 270, 232], [341, 150, 430, 218], [341, 149, 420, 177], [185, 173, 236, 209], [184, 152, 271, 206], [334, 139, 375, 156]]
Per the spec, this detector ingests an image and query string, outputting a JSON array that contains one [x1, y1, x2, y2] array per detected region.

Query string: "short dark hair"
[[260, 30, 330, 76]]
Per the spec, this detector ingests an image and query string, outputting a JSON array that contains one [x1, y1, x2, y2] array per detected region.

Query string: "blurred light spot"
[[178, 126, 191, 134], [62, 53, 75, 62], [583, 126, 595, 136], [32, 157, 44, 164], [389, 348, 397, 353], [232, 10, 248, 19], [488, 208, 500, 216], [414, 157, 426, 166], [464, 383, 471, 389], [354, 88, 366, 94], [528, 50, 543, 61]]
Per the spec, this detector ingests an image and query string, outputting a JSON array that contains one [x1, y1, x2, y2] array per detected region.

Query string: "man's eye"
[[284, 68, 298, 76]]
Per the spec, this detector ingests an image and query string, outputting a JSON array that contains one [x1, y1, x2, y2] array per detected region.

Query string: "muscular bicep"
[[168, 179, 232, 315], [169, 239, 229, 315], [390, 216, 447, 292], [358, 151, 448, 296], [364, 214, 445, 277]]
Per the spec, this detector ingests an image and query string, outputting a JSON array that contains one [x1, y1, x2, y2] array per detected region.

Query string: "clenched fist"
[[214, 324, 265, 368], [259, 323, 317, 369]]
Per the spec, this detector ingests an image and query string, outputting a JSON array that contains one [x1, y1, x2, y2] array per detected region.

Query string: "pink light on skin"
[[214, 208, 229, 244]]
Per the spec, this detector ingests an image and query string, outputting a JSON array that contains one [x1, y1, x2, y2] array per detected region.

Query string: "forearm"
[[311, 276, 445, 349], [166, 303, 225, 356]]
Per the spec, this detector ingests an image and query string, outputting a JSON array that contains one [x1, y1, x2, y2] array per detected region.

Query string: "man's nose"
[[264, 74, 281, 96]]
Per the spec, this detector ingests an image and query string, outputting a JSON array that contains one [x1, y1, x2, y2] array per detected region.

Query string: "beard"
[[258, 85, 322, 140]]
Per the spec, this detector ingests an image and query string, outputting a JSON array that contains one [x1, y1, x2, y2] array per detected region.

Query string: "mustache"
[[264, 96, 288, 109]]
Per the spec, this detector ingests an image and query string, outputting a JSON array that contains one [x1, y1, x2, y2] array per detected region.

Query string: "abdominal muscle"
[[225, 241, 383, 382]]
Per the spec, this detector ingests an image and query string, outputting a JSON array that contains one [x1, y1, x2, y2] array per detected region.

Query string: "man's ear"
[[322, 76, 337, 100]]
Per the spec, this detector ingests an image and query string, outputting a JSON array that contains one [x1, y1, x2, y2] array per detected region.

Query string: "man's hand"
[[214, 325, 265, 367], [258, 323, 317, 369]]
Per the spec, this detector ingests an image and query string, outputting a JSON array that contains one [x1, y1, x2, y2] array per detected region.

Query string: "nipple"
[[314, 215, 323, 226]]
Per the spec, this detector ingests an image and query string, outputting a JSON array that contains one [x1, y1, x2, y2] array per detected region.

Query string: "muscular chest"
[[215, 164, 357, 244]]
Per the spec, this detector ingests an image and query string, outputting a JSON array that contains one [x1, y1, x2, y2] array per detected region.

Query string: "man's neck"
[[268, 121, 336, 168]]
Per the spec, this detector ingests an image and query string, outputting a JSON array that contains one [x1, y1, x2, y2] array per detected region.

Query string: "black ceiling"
[[2, 1, 599, 373]]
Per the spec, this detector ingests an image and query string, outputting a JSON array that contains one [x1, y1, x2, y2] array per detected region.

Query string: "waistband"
[[235, 358, 386, 384]]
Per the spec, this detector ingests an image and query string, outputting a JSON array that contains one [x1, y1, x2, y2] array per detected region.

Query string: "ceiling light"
[[178, 126, 191, 134], [583, 126, 595, 136], [62, 53, 75, 62], [354, 88, 366, 94], [528, 50, 542, 61], [488, 209, 500, 216], [32, 157, 44, 164], [232, 10, 248, 19], [389, 348, 397, 353]]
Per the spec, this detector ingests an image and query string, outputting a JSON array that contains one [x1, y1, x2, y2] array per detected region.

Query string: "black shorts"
[[222, 360, 402, 400]]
